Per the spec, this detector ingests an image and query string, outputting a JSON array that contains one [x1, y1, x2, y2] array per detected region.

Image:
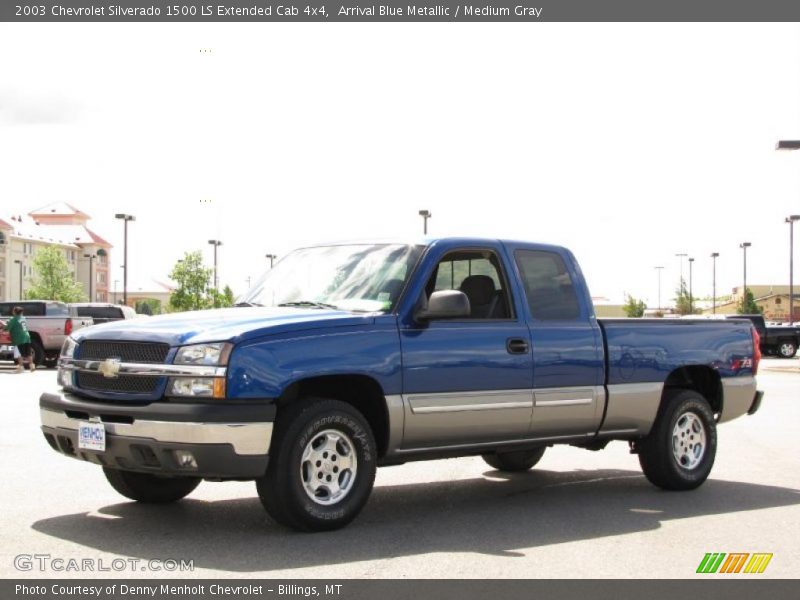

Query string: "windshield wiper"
[[278, 301, 340, 310], [235, 301, 264, 307]]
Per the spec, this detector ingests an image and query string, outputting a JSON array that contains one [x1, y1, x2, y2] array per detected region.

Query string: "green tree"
[[25, 246, 86, 302], [209, 285, 236, 308], [622, 294, 646, 318], [135, 298, 162, 315], [737, 288, 763, 315], [168, 251, 214, 312], [674, 278, 699, 316]]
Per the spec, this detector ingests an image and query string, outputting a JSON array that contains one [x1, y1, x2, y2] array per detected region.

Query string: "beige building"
[[702, 285, 799, 322], [110, 278, 174, 314], [0, 203, 112, 303]]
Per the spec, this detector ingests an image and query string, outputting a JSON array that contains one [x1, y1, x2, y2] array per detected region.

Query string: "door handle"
[[506, 338, 529, 354]]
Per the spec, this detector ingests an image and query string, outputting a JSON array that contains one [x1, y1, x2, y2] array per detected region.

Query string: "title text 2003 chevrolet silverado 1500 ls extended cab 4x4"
[[40, 239, 764, 531]]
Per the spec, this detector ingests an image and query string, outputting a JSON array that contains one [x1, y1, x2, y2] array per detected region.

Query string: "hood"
[[72, 307, 376, 347]]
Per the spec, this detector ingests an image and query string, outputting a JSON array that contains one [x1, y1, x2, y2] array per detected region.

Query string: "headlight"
[[174, 343, 232, 366], [167, 377, 226, 399], [60, 336, 77, 359]]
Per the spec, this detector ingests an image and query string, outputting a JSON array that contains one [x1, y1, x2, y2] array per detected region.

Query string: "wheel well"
[[662, 366, 722, 415], [277, 375, 390, 457]]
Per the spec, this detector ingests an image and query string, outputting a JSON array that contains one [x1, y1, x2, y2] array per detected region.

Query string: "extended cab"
[[0, 301, 93, 366], [40, 239, 764, 531]]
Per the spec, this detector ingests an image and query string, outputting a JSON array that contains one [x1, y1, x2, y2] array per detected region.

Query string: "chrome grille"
[[76, 373, 161, 394], [78, 341, 169, 364]]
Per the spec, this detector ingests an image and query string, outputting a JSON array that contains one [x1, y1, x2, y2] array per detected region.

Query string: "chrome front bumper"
[[40, 408, 272, 456], [39, 391, 275, 479]]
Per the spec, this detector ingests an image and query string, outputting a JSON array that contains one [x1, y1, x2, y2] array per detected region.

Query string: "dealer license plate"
[[78, 421, 106, 452]]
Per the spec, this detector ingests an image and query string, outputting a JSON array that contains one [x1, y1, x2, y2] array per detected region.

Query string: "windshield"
[[239, 244, 424, 312]]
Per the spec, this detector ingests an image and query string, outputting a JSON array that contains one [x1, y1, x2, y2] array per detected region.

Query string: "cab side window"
[[515, 250, 581, 320], [427, 250, 512, 319]]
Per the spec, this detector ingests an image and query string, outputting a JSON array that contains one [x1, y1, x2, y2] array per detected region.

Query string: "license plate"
[[0, 345, 13, 353], [78, 421, 106, 452]]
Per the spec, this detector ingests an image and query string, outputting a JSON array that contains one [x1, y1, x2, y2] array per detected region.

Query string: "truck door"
[[511, 248, 606, 437], [399, 246, 534, 449]]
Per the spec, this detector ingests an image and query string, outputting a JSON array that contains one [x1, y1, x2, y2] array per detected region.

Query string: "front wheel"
[[103, 468, 200, 503], [638, 390, 717, 491], [778, 341, 797, 359], [257, 397, 377, 532], [482, 447, 546, 472]]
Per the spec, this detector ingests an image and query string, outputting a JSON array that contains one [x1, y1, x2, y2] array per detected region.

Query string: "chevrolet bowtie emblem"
[[98, 358, 121, 379]]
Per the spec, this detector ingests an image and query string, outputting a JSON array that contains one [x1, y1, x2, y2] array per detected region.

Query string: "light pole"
[[265, 253, 276, 269], [114, 279, 119, 304], [418, 210, 431, 235], [688, 257, 695, 314], [711, 252, 719, 314], [13, 259, 23, 300], [83, 254, 96, 301], [208, 240, 222, 291], [775, 139, 800, 320], [740, 242, 752, 311], [654, 266, 664, 312], [675, 253, 687, 291], [115, 214, 135, 305]]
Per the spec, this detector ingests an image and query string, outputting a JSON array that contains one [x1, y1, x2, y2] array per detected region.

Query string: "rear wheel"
[[482, 447, 546, 472], [778, 341, 797, 358], [257, 397, 377, 532], [30, 339, 45, 367], [103, 468, 200, 503], [638, 390, 717, 490]]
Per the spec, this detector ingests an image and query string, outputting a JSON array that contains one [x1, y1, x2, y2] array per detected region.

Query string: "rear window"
[[514, 250, 581, 321], [0, 302, 46, 316], [76, 306, 123, 319], [46, 303, 69, 316]]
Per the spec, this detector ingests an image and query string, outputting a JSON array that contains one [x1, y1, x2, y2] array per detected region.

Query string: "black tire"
[[778, 340, 797, 359], [103, 468, 200, 503], [31, 339, 45, 366], [482, 447, 546, 472], [638, 389, 717, 491], [257, 397, 377, 532]]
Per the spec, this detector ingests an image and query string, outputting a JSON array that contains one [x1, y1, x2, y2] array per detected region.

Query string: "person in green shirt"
[[2, 306, 34, 373]]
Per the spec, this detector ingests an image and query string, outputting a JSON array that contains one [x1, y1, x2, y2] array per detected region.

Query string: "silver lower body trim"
[[719, 376, 757, 423], [40, 408, 272, 456]]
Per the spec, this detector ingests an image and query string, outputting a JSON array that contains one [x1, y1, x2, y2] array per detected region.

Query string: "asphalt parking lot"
[[1, 358, 797, 579]]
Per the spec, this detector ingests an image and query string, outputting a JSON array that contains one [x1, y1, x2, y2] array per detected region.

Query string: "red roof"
[[85, 228, 111, 247]]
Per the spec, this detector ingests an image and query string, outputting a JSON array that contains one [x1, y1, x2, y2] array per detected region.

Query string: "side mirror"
[[415, 290, 471, 321]]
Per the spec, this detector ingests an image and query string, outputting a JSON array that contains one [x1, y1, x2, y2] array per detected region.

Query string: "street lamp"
[[787, 215, 800, 323], [775, 139, 800, 321], [675, 253, 688, 291], [83, 253, 96, 302], [115, 214, 136, 305], [13, 259, 23, 300], [419, 210, 431, 235], [688, 257, 695, 314], [654, 266, 664, 312], [710, 252, 719, 314], [265, 253, 276, 269], [208, 240, 223, 291], [740, 242, 752, 311]]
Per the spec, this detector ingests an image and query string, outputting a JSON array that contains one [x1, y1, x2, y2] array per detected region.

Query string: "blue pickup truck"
[[40, 238, 763, 531]]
